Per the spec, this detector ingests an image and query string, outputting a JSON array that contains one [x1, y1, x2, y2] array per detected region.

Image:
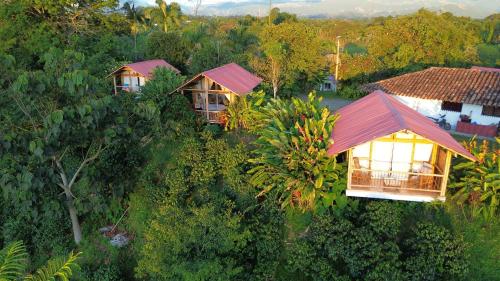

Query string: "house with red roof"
[[109, 59, 180, 95], [175, 63, 262, 124], [328, 91, 475, 202], [363, 67, 500, 137]]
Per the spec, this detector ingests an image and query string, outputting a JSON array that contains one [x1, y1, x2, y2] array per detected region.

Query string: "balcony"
[[347, 158, 447, 202]]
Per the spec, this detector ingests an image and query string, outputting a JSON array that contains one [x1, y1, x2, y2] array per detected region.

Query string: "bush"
[[284, 201, 469, 281], [337, 85, 366, 99]]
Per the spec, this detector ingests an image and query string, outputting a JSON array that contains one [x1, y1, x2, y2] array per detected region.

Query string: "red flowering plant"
[[249, 92, 346, 212], [449, 137, 500, 222]]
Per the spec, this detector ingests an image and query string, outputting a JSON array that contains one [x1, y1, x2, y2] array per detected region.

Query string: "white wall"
[[392, 95, 500, 129]]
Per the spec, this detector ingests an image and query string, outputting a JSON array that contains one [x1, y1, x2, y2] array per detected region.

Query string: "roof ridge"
[[202, 62, 237, 74], [377, 92, 407, 128]]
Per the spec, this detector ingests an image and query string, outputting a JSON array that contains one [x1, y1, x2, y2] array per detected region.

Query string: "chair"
[[352, 158, 371, 185], [419, 162, 435, 190]]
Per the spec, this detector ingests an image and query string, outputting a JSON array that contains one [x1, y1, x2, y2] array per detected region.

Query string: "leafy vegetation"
[[249, 93, 346, 212], [0, 0, 498, 280], [0, 241, 80, 281], [449, 137, 500, 221]]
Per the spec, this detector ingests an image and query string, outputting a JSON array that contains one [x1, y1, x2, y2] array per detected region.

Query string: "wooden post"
[[410, 134, 416, 172], [216, 93, 219, 110], [204, 78, 209, 120], [440, 150, 452, 197], [347, 149, 353, 190], [113, 75, 117, 95]]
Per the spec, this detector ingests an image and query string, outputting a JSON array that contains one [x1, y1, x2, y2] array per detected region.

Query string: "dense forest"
[[0, 0, 499, 280]]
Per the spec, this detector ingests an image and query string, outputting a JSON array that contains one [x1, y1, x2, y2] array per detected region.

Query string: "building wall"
[[392, 95, 500, 129]]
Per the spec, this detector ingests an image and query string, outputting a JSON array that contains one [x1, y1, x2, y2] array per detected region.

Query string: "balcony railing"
[[350, 168, 444, 196], [116, 85, 141, 92], [195, 109, 226, 124]]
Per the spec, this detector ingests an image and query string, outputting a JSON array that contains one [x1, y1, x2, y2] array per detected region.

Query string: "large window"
[[441, 101, 463, 112], [482, 105, 500, 117]]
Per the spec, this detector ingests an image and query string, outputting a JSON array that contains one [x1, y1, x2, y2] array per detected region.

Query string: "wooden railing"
[[195, 109, 226, 124], [350, 168, 444, 193], [116, 85, 141, 92]]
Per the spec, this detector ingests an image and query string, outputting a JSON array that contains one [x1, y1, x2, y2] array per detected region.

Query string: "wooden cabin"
[[109, 59, 180, 95], [175, 63, 262, 124], [328, 91, 475, 202]]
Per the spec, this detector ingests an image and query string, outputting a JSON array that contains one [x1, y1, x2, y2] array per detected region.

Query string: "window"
[[441, 101, 463, 112], [482, 105, 500, 117]]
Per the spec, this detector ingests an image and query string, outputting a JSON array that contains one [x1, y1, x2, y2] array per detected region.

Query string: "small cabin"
[[175, 63, 262, 124], [109, 59, 180, 95], [328, 91, 475, 202]]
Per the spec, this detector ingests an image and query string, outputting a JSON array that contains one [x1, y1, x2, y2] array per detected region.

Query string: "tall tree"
[[146, 1, 185, 32], [252, 22, 325, 98]]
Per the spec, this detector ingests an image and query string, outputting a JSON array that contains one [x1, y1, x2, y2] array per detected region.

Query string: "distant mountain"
[[131, 0, 499, 19]]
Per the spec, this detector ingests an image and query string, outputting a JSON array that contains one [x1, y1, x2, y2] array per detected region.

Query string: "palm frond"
[[24, 252, 81, 281], [0, 241, 28, 280]]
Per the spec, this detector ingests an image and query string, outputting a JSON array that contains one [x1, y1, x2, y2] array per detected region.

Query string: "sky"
[[132, 0, 500, 18]]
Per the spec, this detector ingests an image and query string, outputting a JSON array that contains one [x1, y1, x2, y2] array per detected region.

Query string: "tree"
[[252, 22, 325, 98], [1, 48, 156, 245], [364, 9, 480, 68], [145, 31, 190, 71], [145, 1, 185, 32], [189, 0, 203, 16], [249, 93, 346, 212], [0, 241, 80, 281]]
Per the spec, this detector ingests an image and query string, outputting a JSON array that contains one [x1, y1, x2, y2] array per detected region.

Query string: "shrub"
[[449, 137, 500, 221]]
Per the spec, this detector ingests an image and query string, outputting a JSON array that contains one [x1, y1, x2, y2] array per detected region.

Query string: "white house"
[[363, 67, 500, 137], [318, 75, 337, 92]]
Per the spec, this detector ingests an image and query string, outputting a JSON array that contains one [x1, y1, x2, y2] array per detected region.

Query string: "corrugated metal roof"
[[327, 91, 475, 161], [177, 63, 262, 95], [109, 59, 180, 78], [362, 67, 500, 107]]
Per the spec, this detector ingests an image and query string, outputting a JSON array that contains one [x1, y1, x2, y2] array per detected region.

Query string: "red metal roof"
[[110, 59, 180, 78], [180, 63, 262, 95], [327, 91, 475, 161], [203, 63, 262, 95]]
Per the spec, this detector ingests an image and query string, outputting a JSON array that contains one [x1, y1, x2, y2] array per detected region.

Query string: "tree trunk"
[[273, 83, 278, 99], [65, 194, 83, 245]]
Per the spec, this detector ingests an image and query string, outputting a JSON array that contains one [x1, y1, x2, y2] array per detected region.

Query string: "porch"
[[345, 132, 453, 202], [348, 159, 446, 201]]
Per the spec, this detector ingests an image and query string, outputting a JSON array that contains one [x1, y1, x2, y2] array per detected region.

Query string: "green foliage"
[[404, 223, 469, 281], [477, 43, 500, 66], [225, 90, 266, 131], [0, 241, 80, 281], [253, 22, 326, 96], [284, 202, 469, 281], [145, 31, 190, 71], [25, 252, 81, 281], [336, 85, 366, 99], [449, 137, 500, 221], [249, 93, 345, 212], [0, 241, 27, 280]]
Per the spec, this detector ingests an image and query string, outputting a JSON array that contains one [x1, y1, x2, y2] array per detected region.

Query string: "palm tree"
[[123, 2, 147, 59], [146, 0, 185, 32], [0, 241, 81, 281]]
